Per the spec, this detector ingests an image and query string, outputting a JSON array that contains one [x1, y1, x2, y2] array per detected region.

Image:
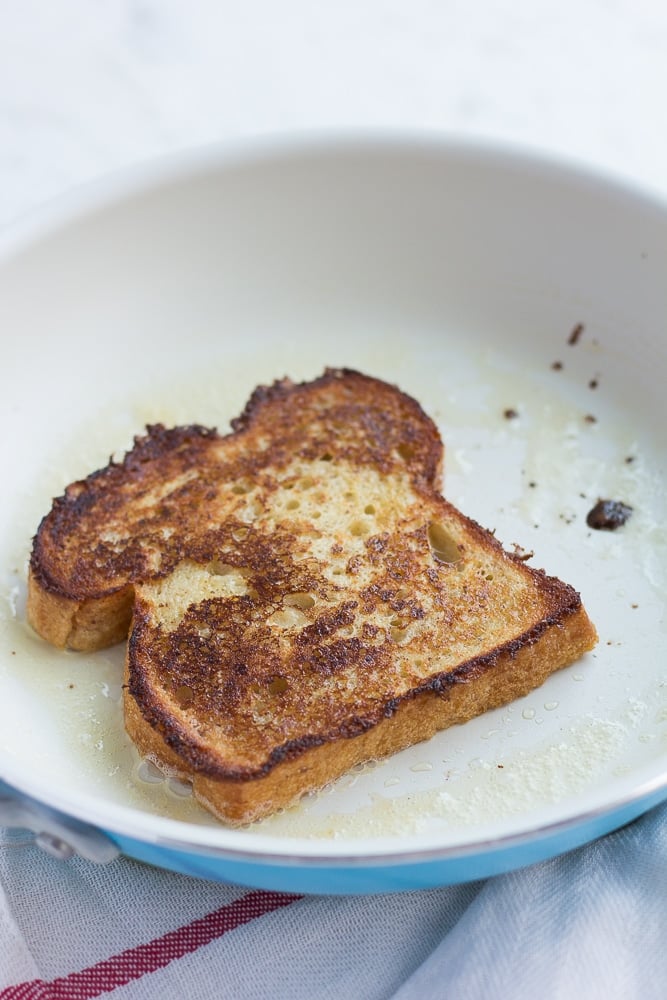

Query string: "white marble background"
[[1, 0, 667, 229]]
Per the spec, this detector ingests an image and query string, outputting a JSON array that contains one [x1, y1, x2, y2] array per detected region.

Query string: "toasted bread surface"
[[28, 369, 442, 650], [125, 602, 595, 824], [28, 368, 597, 825]]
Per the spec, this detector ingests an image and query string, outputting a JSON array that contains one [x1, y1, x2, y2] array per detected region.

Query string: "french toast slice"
[[28, 368, 597, 825], [28, 369, 443, 651]]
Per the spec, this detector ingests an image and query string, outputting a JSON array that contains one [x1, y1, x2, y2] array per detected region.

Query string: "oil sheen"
[[1, 339, 666, 841]]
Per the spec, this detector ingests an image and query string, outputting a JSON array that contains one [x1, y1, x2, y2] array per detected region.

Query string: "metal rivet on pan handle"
[[34, 832, 76, 861], [0, 779, 120, 864]]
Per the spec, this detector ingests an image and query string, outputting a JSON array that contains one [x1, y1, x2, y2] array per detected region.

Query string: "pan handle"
[[0, 779, 119, 864]]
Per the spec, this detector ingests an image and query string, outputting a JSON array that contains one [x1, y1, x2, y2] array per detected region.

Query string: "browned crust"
[[28, 424, 222, 604], [28, 368, 444, 638], [125, 604, 596, 824], [26, 367, 598, 827], [125, 582, 589, 784], [231, 367, 444, 487]]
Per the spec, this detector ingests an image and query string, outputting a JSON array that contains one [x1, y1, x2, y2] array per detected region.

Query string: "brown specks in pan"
[[568, 323, 585, 346]]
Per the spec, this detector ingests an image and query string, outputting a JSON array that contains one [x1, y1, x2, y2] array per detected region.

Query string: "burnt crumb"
[[588, 378, 599, 390], [568, 323, 585, 346], [584, 414, 598, 424], [586, 499, 633, 531], [559, 512, 576, 525], [631, 603, 639, 609], [528, 481, 537, 489], [503, 408, 519, 420], [625, 455, 636, 464], [551, 361, 563, 371]]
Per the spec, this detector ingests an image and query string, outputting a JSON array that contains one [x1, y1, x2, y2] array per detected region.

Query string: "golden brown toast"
[[28, 368, 597, 825], [28, 370, 443, 651]]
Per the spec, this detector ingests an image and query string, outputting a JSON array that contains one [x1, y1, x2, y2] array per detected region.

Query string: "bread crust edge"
[[27, 567, 134, 652], [124, 603, 597, 825]]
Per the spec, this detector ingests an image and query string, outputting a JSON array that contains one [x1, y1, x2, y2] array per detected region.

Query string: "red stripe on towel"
[[1, 889, 301, 1000]]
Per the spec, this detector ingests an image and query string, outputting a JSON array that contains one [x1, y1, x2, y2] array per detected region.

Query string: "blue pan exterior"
[[105, 785, 667, 894]]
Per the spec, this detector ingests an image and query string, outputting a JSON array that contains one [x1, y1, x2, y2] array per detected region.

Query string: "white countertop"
[[1, 0, 667, 229]]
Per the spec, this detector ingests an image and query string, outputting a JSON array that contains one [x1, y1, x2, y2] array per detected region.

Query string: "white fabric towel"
[[1, 801, 665, 1000]]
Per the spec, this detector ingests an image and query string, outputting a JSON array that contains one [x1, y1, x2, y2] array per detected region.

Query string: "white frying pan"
[[1, 135, 665, 894]]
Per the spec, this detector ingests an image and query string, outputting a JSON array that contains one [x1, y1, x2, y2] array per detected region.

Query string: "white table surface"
[[1, 3, 666, 998], [1, 0, 667, 232]]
